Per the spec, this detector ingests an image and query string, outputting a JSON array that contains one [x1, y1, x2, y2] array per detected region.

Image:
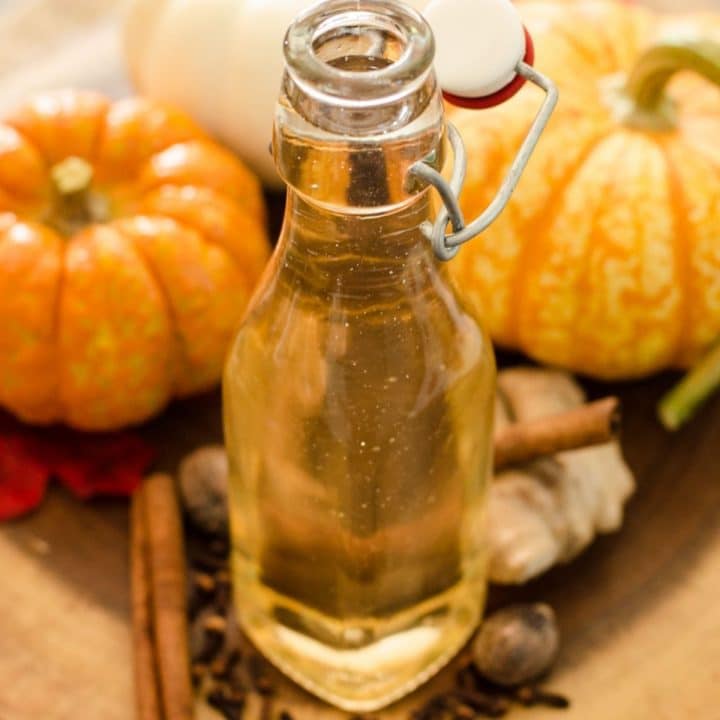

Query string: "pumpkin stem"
[[48, 156, 109, 236], [658, 338, 720, 431], [623, 39, 720, 130], [51, 156, 94, 196]]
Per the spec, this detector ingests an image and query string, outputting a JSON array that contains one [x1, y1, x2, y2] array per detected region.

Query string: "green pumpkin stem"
[[658, 339, 720, 431], [624, 39, 720, 130]]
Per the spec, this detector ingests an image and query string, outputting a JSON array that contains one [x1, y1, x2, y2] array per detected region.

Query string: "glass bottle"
[[223, 0, 495, 711]]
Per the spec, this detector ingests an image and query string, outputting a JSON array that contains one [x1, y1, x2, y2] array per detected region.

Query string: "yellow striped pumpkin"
[[449, 1, 720, 378]]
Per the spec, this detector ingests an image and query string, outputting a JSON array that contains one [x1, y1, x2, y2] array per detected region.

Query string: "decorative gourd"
[[449, 1, 720, 379], [123, 0, 428, 186], [0, 90, 269, 430]]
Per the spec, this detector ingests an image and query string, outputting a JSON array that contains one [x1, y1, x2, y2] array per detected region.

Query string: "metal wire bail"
[[407, 62, 559, 261]]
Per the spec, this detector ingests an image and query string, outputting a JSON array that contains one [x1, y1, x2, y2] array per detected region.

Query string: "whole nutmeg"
[[472, 603, 559, 687], [179, 445, 229, 535]]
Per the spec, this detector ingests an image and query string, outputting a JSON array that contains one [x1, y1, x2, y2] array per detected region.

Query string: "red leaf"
[[0, 435, 50, 520], [49, 431, 156, 499], [0, 410, 156, 520]]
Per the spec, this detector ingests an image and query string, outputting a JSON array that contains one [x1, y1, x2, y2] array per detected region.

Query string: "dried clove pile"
[[186, 535, 285, 720], [180, 442, 571, 719], [186, 532, 569, 720]]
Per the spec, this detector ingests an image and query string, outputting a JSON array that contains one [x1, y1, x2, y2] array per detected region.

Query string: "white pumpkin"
[[124, 0, 429, 186]]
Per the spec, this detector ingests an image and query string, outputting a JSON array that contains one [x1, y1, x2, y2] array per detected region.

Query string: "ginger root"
[[489, 367, 635, 584]]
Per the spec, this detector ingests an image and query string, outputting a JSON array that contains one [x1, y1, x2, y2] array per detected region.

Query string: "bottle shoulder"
[[226, 259, 494, 382]]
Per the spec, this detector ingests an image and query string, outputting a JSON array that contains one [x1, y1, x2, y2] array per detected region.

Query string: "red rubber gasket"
[[442, 26, 535, 109]]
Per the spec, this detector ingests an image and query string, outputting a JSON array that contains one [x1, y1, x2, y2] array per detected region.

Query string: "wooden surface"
[[1, 374, 719, 720]]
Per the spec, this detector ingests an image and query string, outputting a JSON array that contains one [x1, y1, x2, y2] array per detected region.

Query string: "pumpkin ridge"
[[138, 139, 265, 223], [137, 184, 269, 290], [5, 124, 49, 173], [118, 217, 186, 395], [507, 127, 617, 350], [657, 138, 694, 368], [0, 178, 45, 216], [50, 225, 66, 422], [572, 5, 627, 74], [565, 134, 632, 374], [7, 91, 110, 168], [0, 219, 62, 422], [138, 208, 251, 291], [546, 13, 615, 81], [88, 99, 111, 167], [0, 125, 51, 215]]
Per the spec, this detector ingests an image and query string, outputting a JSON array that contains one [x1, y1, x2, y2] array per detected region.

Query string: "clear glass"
[[223, 0, 496, 711]]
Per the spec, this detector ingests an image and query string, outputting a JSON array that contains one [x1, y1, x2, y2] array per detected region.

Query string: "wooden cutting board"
[[1, 374, 719, 720]]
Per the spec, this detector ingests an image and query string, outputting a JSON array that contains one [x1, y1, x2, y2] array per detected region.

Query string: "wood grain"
[[0, 494, 131, 720]]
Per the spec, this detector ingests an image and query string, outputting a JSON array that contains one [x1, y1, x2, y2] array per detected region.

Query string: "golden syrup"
[[224, 187, 495, 711]]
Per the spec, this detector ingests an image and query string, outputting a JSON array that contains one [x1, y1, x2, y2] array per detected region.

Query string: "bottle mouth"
[[284, 0, 435, 109]]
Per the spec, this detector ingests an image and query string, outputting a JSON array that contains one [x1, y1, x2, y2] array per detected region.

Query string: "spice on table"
[[130, 491, 162, 720], [259, 692, 275, 720], [139, 473, 194, 720], [451, 689, 509, 716], [207, 686, 246, 719], [180, 527, 569, 719], [191, 662, 209, 687], [179, 445, 230, 534], [472, 603, 560, 687], [191, 612, 227, 665], [514, 685, 570, 709], [491, 368, 634, 585], [188, 571, 216, 619], [194, 571, 217, 594], [411, 690, 507, 719], [493, 396, 620, 470], [132, 459, 573, 720]]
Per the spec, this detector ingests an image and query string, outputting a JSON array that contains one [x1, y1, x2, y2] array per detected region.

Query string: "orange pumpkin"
[[0, 90, 269, 430], [449, 1, 720, 379]]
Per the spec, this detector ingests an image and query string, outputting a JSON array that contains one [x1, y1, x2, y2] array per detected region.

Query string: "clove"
[[246, 651, 275, 696], [259, 692, 274, 720], [190, 613, 227, 665], [451, 689, 508, 717], [207, 687, 245, 720], [190, 662, 208, 688], [515, 685, 570, 709]]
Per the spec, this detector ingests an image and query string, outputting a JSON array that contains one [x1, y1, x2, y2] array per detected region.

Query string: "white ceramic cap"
[[423, 0, 526, 98]]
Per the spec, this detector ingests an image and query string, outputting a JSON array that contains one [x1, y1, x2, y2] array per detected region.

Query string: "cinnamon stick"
[[143, 473, 194, 720], [494, 396, 620, 470], [131, 491, 163, 720]]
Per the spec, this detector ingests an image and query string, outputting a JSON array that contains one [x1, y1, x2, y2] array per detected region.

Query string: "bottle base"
[[236, 582, 484, 713]]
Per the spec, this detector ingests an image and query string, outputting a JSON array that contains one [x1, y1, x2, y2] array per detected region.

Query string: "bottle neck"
[[273, 88, 444, 213], [277, 189, 437, 299], [274, 0, 444, 213]]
